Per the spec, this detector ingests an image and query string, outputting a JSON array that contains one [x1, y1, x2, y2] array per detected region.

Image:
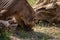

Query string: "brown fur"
[[0, 0, 35, 31]]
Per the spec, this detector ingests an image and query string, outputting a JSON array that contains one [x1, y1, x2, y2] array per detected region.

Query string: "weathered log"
[[34, 0, 60, 25], [33, 0, 57, 11]]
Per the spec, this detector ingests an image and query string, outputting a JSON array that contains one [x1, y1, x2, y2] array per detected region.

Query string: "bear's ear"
[[0, 9, 8, 16]]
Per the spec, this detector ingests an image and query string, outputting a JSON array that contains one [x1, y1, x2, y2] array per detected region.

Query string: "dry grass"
[[34, 25, 60, 38]]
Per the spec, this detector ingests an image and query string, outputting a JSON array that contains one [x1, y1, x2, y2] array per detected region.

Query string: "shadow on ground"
[[12, 29, 54, 40]]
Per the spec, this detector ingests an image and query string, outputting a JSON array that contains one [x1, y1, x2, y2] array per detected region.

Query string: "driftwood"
[[33, 0, 57, 11], [34, 0, 60, 24]]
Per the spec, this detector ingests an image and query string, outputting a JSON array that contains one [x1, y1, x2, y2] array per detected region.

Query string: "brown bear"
[[0, 0, 35, 31]]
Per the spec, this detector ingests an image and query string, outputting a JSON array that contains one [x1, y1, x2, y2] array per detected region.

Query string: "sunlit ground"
[[34, 25, 60, 39]]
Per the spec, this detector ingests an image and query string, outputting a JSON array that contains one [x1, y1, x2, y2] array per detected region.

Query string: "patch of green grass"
[[0, 31, 11, 40], [28, 0, 37, 6]]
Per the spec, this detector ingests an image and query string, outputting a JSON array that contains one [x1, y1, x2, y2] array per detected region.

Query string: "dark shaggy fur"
[[0, 0, 35, 31]]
